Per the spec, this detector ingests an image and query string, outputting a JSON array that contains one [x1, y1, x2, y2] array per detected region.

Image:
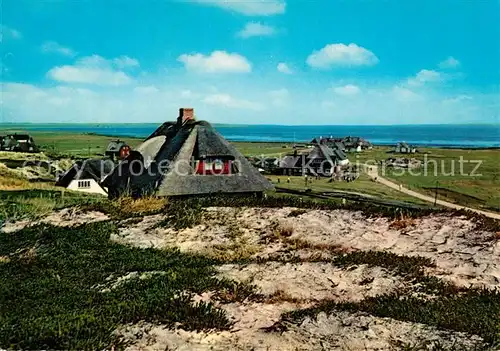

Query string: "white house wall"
[[67, 179, 108, 196]]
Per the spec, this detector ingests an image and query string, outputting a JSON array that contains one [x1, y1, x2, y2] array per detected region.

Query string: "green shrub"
[[0, 221, 235, 349]]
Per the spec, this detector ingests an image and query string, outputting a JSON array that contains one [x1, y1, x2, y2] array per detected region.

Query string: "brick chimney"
[[178, 108, 195, 125]]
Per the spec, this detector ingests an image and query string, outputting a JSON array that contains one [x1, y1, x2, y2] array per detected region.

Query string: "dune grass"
[[0, 221, 245, 349], [0, 189, 105, 223], [279, 249, 499, 347]]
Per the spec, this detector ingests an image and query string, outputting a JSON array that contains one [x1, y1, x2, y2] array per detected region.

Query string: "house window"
[[78, 180, 91, 189], [195, 159, 234, 175]]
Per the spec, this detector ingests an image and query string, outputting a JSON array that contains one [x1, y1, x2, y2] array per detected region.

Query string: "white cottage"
[[56, 159, 115, 196]]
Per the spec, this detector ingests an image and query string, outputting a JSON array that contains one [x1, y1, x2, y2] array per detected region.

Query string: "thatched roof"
[[194, 121, 234, 159], [103, 117, 273, 197], [56, 159, 115, 188], [279, 144, 347, 169], [146, 121, 177, 141], [106, 140, 128, 153]]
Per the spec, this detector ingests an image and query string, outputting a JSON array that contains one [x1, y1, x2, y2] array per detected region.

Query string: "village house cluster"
[[247, 135, 373, 179], [1, 107, 419, 197], [56, 108, 273, 197]]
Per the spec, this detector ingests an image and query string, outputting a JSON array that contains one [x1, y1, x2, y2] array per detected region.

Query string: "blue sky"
[[1, 0, 499, 124]]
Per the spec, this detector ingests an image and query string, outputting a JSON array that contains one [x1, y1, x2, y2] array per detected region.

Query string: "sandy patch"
[[109, 206, 495, 350], [1, 208, 109, 233], [112, 215, 165, 248], [117, 309, 483, 351], [283, 210, 499, 288], [217, 262, 402, 302], [113, 207, 499, 288]]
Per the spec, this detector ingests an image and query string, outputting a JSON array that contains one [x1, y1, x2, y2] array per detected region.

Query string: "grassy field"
[[267, 173, 430, 206], [0, 129, 498, 212], [0, 130, 295, 158], [352, 146, 500, 211]]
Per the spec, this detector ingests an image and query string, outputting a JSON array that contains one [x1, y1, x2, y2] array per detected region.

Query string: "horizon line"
[[0, 122, 499, 127]]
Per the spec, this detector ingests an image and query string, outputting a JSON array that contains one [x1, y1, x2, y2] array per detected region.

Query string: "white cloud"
[[202, 93, 264, 110], [407, 69, 443, 86], [237, 22, 276, 38], [2, 81, 498, 125], [0, 82, 182, 123], [277, 62, 292, 74], [306, 43, 379, 69], [0, 25, 22, 41], [41, 41, 76, 57], [180, 90, 193, 98], [178, 51, 251, 73], [114, 55, 140, 69], [333, 84, 361, 96], [47, 55, 137, 86], [48, 66, 132, 86], [439, 56, 460, 69], [392, 86, 422, 102], [193, 0, 285, 16]]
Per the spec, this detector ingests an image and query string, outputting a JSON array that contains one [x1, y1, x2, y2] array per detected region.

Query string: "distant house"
[[395, 142, 417, 154], [0, 134, 39, 153], [105, 140, 131, 160], [385, 157, 422, 169], [333, 141, 346, 152], [280, 144, 349, 176], [311, 136, 371, 152], [56, 159, 115, 196]]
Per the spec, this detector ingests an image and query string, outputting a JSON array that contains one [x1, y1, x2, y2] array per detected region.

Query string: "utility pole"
[[434, 180, 439, 206]]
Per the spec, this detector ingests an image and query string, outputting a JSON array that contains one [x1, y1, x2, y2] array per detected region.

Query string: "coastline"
[[1, 124, 498, 150]]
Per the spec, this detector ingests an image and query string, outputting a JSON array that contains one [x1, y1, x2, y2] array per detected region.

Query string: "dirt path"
[[364, 165, 500, 220]]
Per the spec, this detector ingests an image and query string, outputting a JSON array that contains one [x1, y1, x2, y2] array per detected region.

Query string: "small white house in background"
[[56, 159, 115, 196]]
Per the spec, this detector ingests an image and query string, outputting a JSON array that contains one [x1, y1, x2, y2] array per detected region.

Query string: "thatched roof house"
[[395, 142, 417, 154], [0, 134, 39, 153], [56, 159, 115, 196], [105, 140, 130, 160], [102, 108, 273, 198], [279, 144, 349, 176], [312, 136, 371, 152]]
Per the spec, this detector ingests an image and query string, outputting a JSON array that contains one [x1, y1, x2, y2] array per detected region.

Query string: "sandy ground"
[[110, 206, 498, 350], [115, 207, 499, 288], [4, 206, 496, 349], [0, 208, 109, 233], [116, 309, 484, 351]]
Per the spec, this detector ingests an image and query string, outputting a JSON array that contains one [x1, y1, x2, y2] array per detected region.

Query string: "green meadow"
[[0, 129, 498, 212]]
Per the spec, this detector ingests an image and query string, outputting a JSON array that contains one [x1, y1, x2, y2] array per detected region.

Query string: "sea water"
[[1, 124, 499, 148]]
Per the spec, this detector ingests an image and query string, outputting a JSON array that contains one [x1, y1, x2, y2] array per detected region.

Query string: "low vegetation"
[[1, 193, 499, 349], [0, 221, 251, 349], [0, 141, 498, 349], [0, 189, 105, 223], [278, 249, 499, 347]]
